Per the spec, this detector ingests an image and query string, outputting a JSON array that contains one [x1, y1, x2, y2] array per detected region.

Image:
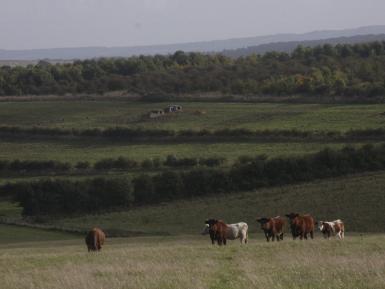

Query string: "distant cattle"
[[318, 219, 345, 240], [285, 213, 315, 240], [204, 219, 248, 245], [256, 216, 285, 242], [85, 228, 106, 252]]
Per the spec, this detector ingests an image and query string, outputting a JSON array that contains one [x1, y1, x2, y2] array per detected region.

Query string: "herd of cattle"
[[84, 213, 345, 251], [201, 213, 345, 245]]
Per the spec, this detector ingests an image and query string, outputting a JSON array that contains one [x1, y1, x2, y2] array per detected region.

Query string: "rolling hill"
[[1, 25, 385, 61]]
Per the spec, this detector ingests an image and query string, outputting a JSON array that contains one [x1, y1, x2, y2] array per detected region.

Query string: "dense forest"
[[1, 42, 385, 97]]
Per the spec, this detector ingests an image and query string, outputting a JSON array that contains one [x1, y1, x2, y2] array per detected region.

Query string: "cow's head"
[[256, 217, 270, 230], [205, 219, 218, 227], [201, 224, 210, 235], [318, 221, 325, 232]]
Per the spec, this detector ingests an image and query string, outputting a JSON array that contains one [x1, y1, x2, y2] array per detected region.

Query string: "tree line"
[[1, 42, 385, 97], [0, 156, 225, 175], [4, 144, 385, 216], [2, 125, 385, 141]]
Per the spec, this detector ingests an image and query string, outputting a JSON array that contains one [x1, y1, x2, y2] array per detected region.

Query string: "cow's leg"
[[310, 230, 314, 239], [223, 238, 227, 246], [280, 233, 284, 240], [292, 229, 297, 240], [265, 233, 270, 242]]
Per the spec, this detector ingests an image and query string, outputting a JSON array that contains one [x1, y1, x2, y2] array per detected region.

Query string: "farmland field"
[[0, 100, 384, 168], [0, 137, 370, 164], [0, 172, 385, 288], [0, 233, 384, 289], [38, 171, 385, 235], [1, 100, 385, 289], [0, 101, 384, 132]]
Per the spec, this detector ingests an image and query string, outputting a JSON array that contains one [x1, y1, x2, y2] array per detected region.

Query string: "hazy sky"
[[1, 0, 385, 50]]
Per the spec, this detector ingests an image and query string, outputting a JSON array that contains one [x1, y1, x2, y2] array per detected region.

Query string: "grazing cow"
[[256, 216, 285, 242], [318, 219, 345, 240], [285, 213, 315, 240], [204, 219, 248, 245], [85, 228, 106, 252]]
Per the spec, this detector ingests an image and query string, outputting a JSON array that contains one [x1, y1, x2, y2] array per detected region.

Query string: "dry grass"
[[1, 235, 385, 289]]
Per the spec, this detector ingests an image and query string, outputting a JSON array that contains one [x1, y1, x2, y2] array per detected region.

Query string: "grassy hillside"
[[40, 172, 385, 234], [1, 234, 384, 289], [0, 137, 368, 164], [0, 224, 79, 244], [0, 101, 384, 132]]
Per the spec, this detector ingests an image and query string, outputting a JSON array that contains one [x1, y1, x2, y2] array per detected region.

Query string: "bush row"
[[0, 156, 225, 174], [1, 125, 385, 140], [5, 144, 385, 216]]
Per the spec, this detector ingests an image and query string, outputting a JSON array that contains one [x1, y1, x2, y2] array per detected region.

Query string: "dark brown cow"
[[85, 228, 106, 252], [256, 216, 285, 242], [285, 213, 315, 240], [205, 219, 228, 245]]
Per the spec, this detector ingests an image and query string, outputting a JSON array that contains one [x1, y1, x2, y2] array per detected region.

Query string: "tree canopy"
[[1, 42, 385, 98]]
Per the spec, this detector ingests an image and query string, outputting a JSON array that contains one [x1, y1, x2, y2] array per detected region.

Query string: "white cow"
[[318, 219, 345, 240], [202, 222, 248, 244]]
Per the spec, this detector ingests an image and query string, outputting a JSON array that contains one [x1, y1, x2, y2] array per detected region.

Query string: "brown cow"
[[85, 228, 106, 252], [318, 219, 345, 240], [285, 213, 315, 240], [256, 216, 285, 242], [205, 219, 228, 245]]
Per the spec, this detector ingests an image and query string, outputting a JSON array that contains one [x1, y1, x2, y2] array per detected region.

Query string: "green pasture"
[[40, 171, 385, 235], [0, 101, 384, 132], [0, 224, 78, 244], [0, 233, 384, 289], [0, 137, 371, 164]]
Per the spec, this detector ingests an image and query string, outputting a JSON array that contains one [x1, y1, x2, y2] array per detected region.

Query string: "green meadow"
[[0, 101, 384, 132], [0, 234, 384, 289], [0, 100, 385, 289], [0, 137, 369, 164], [39, 171, 385, 235]]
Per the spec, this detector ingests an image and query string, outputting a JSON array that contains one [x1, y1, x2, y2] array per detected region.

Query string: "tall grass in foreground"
[[1, 235, 384, 289]]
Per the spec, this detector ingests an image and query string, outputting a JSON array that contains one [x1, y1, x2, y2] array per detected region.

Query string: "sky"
[[1, 0, 385, 50]]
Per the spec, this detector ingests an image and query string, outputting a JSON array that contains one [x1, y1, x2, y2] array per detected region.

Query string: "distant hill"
[[222, 34, 385, 58], [1, 25, 385, 60]]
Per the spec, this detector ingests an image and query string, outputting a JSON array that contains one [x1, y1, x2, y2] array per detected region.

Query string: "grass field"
[[30, 171, 385, 235], [0, 100, 383, 174], [1, 100, 385, 288], [0, 234, 384, 289], [0, 101, 384, 132], [0, 224, 79, 244], [0, 137, 369, 164]]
